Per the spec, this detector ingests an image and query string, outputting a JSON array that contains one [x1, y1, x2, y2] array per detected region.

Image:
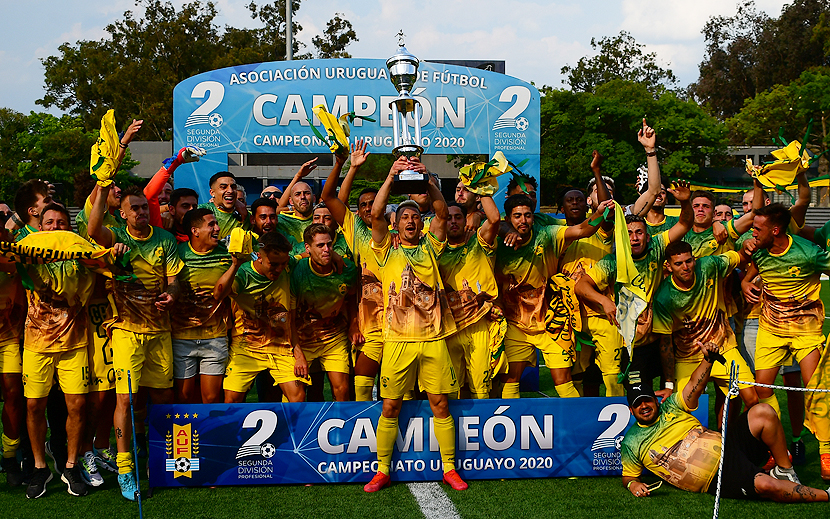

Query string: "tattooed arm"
[[681, 340, 716, 409], [654, 334, 675, 401]]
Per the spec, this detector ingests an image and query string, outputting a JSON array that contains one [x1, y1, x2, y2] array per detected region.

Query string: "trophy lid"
[[387, 38, 420, 93]]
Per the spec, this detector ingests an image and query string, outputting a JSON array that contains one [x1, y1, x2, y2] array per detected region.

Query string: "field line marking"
[[407, 482, 461, 519]]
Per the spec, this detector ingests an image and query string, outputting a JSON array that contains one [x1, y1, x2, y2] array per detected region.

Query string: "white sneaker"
[[80, 452, 104, 487], [771, 465, 801, 484]]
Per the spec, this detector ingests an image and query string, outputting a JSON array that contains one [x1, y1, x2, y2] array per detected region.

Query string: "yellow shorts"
[[676, 348, 755, 396], [0, 338, 22, 374], [223, 346, 308, 393], [379, 339, 458, 399], [585, 315, 623, 375], [354, 328, 383, 364], [447, 318, 496, 394], [504, 325, 574, 369], [22, 347, 89, 398], [112, 329, 173, 394], [304, 334, 350, 375], [87, 300, 115, 392], [754, 328, 824, 372]]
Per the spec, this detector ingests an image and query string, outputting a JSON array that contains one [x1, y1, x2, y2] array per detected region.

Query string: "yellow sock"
[[433, 415, 456, 473], [819, 441, 830, 456], [354, 376, 374, 402], [502, 382, 521, 399], [376, 416, 398, 475], [116, 451, 134, 475], [555, 382, 580, 398], [760, 394, 781, 418], [602, 374, 624, 397], [2, 433, 19, 459]]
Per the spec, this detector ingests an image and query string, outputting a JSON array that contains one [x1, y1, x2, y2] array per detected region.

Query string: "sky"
[[0, 0, 789, 115]]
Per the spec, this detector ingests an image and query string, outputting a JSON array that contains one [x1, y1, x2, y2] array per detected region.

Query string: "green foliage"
[[37, 0, 358, 140], [538, 80, 726, 205], [693, 0, 830, 119], [560, 31, 678, 94], [0, 109, 140, 206]]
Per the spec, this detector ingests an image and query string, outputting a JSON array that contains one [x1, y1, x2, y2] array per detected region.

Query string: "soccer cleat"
[[770, 465, 801, 484], [26, 467, 53, 499], [94, 446, 118, 473], [118, 472, 138, 501], [821, 453, 830, 482], [363, 471, 391, 493], [2, 457, 25, 487], [61, 466, 89, 496], [442, 469, 468, 491], [790, 440, 806, 466], [80, 452, 104, 487]]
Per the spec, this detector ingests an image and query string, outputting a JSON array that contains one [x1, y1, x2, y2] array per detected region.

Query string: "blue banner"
[[171, 58, 540, 203], [148, 396, 707, 487]]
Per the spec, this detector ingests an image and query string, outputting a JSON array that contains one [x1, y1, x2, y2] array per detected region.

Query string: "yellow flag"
[[312, 105, 349, 154], [90, 109, 120, 187], [804, 338, 830, 442], [746, 140, 811, 188], [227, 228, 259, 255], [458, 151, 513, 196], [614, 202, 646, 301]]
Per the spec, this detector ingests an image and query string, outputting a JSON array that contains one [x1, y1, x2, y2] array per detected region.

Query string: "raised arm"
[[666, 180, 693, 243], [563, 199, 614, 248], [278, 158, 319, 211], [213, 255, 242, 302], [478, 195, 501, 247], [427, 173, 449, 242], [372, 158, 408, 245], [116, 119, 143, 167], [681, 341, 718, 409], [590, 150, 614, 233], [790, 170, 810, 228], [339, 139, 369, 205], [320, 152, 349, 225], [88, 184, 115, 248], [629, 119, 662, 217]]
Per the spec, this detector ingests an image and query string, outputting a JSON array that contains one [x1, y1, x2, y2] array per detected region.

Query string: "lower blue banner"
[[148, 396, 708, 487]]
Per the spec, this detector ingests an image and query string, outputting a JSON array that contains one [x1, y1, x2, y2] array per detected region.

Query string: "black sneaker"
[[26, 467, 53, 499], [61, 466, 89, 496], [791, 439, 807, 466], [2, 457, 24, 487]]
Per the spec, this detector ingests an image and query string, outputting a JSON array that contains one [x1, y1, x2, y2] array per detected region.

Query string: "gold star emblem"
[[175, 413, 181, 419], [166, 413, 171, 419], [192, 413, 198, 419], [184, 413, 189, 419]]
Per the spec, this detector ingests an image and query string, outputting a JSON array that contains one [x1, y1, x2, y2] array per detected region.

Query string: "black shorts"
[[706, 411, 769, 499], [621, 340, 662, 383]]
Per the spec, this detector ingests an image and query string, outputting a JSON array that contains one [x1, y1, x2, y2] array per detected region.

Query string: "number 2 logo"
[[186, 81, 225, 127]]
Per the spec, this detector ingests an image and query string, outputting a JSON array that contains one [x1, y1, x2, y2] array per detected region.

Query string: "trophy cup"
[[387, 37, 428, 195]]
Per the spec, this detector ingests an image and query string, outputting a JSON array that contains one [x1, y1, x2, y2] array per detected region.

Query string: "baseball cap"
[[396, 200, 421, 220], [626, 382, 657, 408]]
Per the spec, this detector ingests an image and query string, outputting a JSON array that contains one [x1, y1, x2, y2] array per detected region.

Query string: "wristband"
[[645, 150, 657, 157], [588, 206, 611, 227], [627, 480, 635, 490], [664, 381, 674, 390], [10, 212, 24, 227], [119, 142, 128, 149]]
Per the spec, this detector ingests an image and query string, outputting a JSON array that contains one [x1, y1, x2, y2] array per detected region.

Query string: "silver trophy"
[[387, 37, 428, 194]]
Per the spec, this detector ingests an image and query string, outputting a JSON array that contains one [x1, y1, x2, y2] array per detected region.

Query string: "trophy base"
[[391, 171, 428, 195]]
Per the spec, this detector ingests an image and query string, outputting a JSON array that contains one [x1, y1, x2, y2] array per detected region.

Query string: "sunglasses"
[[262, 191, 282, 199]]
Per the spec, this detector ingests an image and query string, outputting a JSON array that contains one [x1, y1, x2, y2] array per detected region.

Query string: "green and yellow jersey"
[[342, 210, 384, 335], [18, 234, 97, 353], [372, 231, 456, 342], [230, 259, 296, 355], [814, 220, 830, 251], [290, 257, 358, 346], [645, 214, 679, 236], [752, 234, 830, 337], [172, 242, 233, 340], [587, 231, 671, 345], [12, 224, 38, 243], [199, 202, 249, 242], [108, 226, 184, 334], [652, 252, 741, 361], [276, 210, 313, 249], [438, 228, 498, 331], [0, 271, 24, 344], [77, 195, 125, 240], [495, 224, 568, 333], [684, 225, 734, 258], [559, 227, 613, 318], [621, 393, 721, 493]]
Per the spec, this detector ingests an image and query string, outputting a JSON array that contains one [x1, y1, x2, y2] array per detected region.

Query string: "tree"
[[692, 0, 830, 119], [538, 80, 726, 206], [312, 13, 358, 59], [37, 0, 358, 140], [560, 31, 678, 94]]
